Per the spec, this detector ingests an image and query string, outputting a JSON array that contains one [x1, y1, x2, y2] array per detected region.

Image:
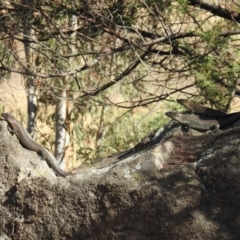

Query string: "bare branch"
[[188, 0, 240, 22], [80, 47, 152, 97]]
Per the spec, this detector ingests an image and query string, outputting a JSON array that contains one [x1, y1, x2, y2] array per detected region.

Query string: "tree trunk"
[[54, 2, 78, 168], [55, 90, 69, 167], [22, 0, 37, 138]]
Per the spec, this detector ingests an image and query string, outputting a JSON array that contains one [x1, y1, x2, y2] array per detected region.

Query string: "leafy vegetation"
[[0, 0, 240, 167]]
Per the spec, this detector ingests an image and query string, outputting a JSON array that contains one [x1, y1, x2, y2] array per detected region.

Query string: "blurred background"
[[1, 0, 240, 169]]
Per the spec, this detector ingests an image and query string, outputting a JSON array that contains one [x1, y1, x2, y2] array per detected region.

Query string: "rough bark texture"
[[0, 118, 240, 239]]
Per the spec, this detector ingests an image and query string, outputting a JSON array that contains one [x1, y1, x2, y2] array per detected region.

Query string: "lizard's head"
[[177, 99, 187, 105], [165, 111, 180, 121], [1, 113, 15, 124]]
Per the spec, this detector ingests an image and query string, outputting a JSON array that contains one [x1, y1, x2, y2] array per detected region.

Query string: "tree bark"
[[22, 0, 37, 138]]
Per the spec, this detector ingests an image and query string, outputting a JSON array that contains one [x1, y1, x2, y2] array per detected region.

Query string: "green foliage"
[[1, 0, 240, 167], [186, 20, 240, 110]]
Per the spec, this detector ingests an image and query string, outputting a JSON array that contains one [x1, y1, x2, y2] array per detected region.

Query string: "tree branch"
[[188, 0, 240, 22], [80, 47, 152, 97]]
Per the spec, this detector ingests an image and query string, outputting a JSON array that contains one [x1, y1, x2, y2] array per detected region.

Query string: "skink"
[[2, 113, 70, 177]]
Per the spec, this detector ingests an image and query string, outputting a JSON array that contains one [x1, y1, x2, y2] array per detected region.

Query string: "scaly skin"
[[2, 113, 71, 177], [177, 99, 227, 117], [165, 111, 219, 130], [165, 110, 240, 131]]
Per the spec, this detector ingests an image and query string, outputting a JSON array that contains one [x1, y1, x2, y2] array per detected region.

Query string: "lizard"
[[177, 99, 227, 117], [165, 111, 240, 131], [2, 113, 71, 177], [165, 111, 219, 131]]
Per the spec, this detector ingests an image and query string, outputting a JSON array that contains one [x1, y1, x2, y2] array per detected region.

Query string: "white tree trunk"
[[54, 4, 78, 168], [22, 0, 37, 139], [55, 90, 69, 167]]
